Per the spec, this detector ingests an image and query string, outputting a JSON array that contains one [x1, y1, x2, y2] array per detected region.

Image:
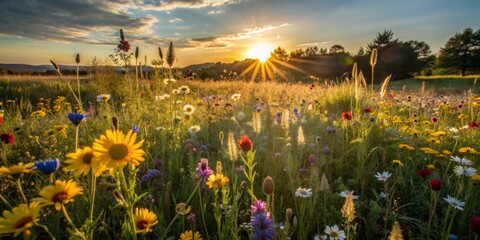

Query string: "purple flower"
[[323, 146, 330, 153], [251, 200, 267, 214], [326, 126, 335, 133], [200, 145, 208, 152], [154, 158, 163, 168], [299, 168, 308, 175], [196, 158, 213, 181], [293, 107, 299, 117], [133, 125, 139, 134], [275, 112, 282, 123], [308, 154, 316, 164], [251, 212, 274, 240], [142, 169, 161, 181]]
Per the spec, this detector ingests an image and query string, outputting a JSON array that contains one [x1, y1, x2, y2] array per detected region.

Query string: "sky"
[[0, 0, 479, 67]]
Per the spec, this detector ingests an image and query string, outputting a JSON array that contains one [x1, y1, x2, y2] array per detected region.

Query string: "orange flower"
[[237, 135, 253, 152]]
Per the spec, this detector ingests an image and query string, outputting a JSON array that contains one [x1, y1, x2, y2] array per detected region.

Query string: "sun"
[[247, 44, 273, 63]]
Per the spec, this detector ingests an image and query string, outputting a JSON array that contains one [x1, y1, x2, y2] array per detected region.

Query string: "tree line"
[[269, 28, 480, 82]]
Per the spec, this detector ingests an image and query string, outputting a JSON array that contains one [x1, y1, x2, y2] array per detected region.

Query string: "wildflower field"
[[1, 49, 480, 240]]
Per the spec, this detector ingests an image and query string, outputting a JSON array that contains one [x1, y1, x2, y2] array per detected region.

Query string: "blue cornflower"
[[252, 212, 274, 240], [68, 113, 87, 126], [326, 126, 335, 133], [34, 158, 61, 174], [200, 145, 208, 152], [293, 107, 299, 117], [370, 116, 376, 122], [133, 125, 139, 134], [142, 169, 161, 181], [275, 112, 282, 123], [448, 234, 458, 240]]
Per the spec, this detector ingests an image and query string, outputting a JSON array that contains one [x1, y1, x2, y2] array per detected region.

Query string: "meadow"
[[0, 62, 480, 240]]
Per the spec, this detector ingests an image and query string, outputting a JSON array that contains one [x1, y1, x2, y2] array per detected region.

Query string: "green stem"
[[37, 223, 57, 240], [162, 181, 201, 239], [17, 178, 28, 204], [75, 125, 79, 150], [76, 63, 82, 110], [89, 172, 97, 224], [118, 170, 137, 240], [61, 204, 85, 239], [0, 193, 12, 208], [198, 184, 210, 240]]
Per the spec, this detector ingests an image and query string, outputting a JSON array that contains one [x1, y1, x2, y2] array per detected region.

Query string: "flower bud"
[[285, 208, 293, 221], [262, 176, 275, 195]]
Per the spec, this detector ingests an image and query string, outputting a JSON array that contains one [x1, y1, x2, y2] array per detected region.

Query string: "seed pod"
[[158, 47, 163, 60], [75, 53, 80, 64], [370, 48, 378, 66], [112, 116, 118, 130], [120, 29, 125, 41], [50, 60, 59, 71], [285, 208, 293, 221], [262, 176, 275, 195], [135, 46, 139, 59]]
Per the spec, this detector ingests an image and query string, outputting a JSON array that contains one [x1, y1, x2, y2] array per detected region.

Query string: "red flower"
[[471, 215, 480, 234], [117, 40, 131, 52], [429, 179, 442, 191], [431, 117, 439, 123], [468, 120, 479, 130], [364, 107, 373, 113], [416, 168, 432, 178], [0, 118, 3, 124], [0, 132, 14, 144], [341, 112, 352, 120], [237, 135, 253, 152]]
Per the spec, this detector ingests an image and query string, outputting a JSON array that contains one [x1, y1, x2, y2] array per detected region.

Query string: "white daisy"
[[231, 93, 241, 101], [183, 104, 196, 115], [339, 190, 358, 199], [96, 94, 111, 102], [454, 165, 465, 176], [450, 156, 472, 165], [188, 125, 201, 135], [295, 187, 312, 198], [178, 85, 190, 94], [374, 171, 392, 182], [324, 225, 346, 240], [443, 195, 465, 211]]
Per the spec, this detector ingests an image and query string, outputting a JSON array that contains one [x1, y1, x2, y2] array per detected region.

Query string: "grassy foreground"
[[0, 72, 480, 240]]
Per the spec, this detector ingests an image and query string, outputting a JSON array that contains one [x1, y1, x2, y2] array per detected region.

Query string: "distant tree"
[[329, 45, 345, 54], [436, 28, 480, 76], [356, 47, 367, 57], [305, 46, 319, 56], [271, 46, 288, 61], [319, 48, 328, 55], [290, 48, 305, 58], [166, 41, 175, 68], [368, 30, 399, 50]]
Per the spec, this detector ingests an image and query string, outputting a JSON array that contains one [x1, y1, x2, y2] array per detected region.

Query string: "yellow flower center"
[[83, 153, 94, 164], [137, 219, 149, 230], [109, 144, 129, 160], [52, 191, 68, 202], [330, 231, 339, 237], [13, 216, 34, 229]]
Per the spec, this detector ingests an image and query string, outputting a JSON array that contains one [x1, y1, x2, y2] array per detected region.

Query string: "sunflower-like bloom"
[[134, 208, 158, 233], [0, 162, 34, 179], [180, 230, 203, 240], [206, 173, 229, 189], [92, 129, 145, 174], [64, 147, 105, 177], [0, 201, 42, 237], [35, 180, 83, 211]]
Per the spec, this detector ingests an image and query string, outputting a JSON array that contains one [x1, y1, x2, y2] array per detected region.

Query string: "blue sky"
[[0, 0, 479, 66]]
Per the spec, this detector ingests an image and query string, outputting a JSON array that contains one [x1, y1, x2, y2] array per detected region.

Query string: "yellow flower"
[[0, 201, 42, 237], [31, 110, 46, 117], [55, 124, 68, 133], [398, 144, 415, 151], [92, 129, 145, 174], [0, 163, 34, 179], [459, 147, 477, 154], [35, 180, 83, 211], [180, 230, 203, 240], [64, 147, 105, 177], [206, 173, 229, 189], [427, 137, 440, 144], [472, 174, 480, 185], [175, 203, 191, 215], [419, 147, 439, 155], [430, 131, 446, 137], [43, 129, 56, 137], [134, 208, 158, 233], [427, 164, 435, 170], [392, 160, 404, 167], [442, 150, 452, 156]]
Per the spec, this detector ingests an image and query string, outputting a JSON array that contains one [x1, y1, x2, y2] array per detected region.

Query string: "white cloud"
[[169, 18, 183, 23]]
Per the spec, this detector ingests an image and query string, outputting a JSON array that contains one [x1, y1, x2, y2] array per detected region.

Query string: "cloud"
[[169, 18, 183, 23], [140, 0, 240, 11], [207, 9, 225, 15], [0, 0, 156, 44], [297, 41, 331, 47]]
